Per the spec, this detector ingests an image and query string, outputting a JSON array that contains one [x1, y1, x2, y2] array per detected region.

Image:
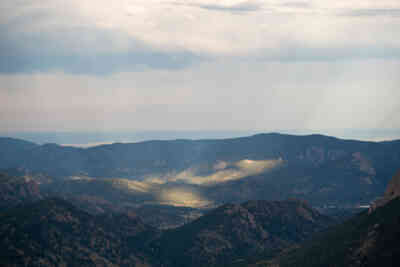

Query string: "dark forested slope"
[[0, 198, 158, 267]]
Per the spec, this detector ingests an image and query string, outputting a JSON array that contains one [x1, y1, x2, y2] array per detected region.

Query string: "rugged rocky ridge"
[[155, 199, 333, 267], [0, 196, 334, 267]]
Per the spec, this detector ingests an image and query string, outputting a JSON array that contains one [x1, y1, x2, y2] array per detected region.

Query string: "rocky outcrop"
[[369, 169, 400, 212], [384, 169, 400, 199]]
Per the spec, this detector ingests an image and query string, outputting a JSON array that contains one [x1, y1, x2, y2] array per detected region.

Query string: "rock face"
[[370, 169, 400, 212], [156, 199, 333, 267], [383, 169, 400, 200]]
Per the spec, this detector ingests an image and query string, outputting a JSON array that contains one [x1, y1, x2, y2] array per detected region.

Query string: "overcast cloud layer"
[[0, 0, 399, 133]]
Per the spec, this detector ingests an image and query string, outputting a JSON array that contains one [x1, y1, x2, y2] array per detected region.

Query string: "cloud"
[[0, 0, 399, 74], [280, 2, 312, 9], [340, 8, 400, 17], [0, 25, 198, 74], [179, 1, 262, 13]]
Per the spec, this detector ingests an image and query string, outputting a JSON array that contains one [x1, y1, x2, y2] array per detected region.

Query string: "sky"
[[0, 0, 399, 136]]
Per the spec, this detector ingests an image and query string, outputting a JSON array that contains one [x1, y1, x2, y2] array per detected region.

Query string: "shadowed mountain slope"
[[255, 170, 400, 267], [267, 198, 400, 267]]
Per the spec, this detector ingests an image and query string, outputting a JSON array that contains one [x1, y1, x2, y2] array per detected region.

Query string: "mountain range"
[[1, 170, 399, 267], [1, 133, 400, 210]]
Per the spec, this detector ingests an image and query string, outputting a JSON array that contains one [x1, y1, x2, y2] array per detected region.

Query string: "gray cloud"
[[0, 25, 198, 75], [1, 22, 399, 75], [0, 49, 197, 75]]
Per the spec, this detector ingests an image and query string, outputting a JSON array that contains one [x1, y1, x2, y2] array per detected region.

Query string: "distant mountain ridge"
[[1, 133, 399, 178], [1, 133, 400, 207]]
